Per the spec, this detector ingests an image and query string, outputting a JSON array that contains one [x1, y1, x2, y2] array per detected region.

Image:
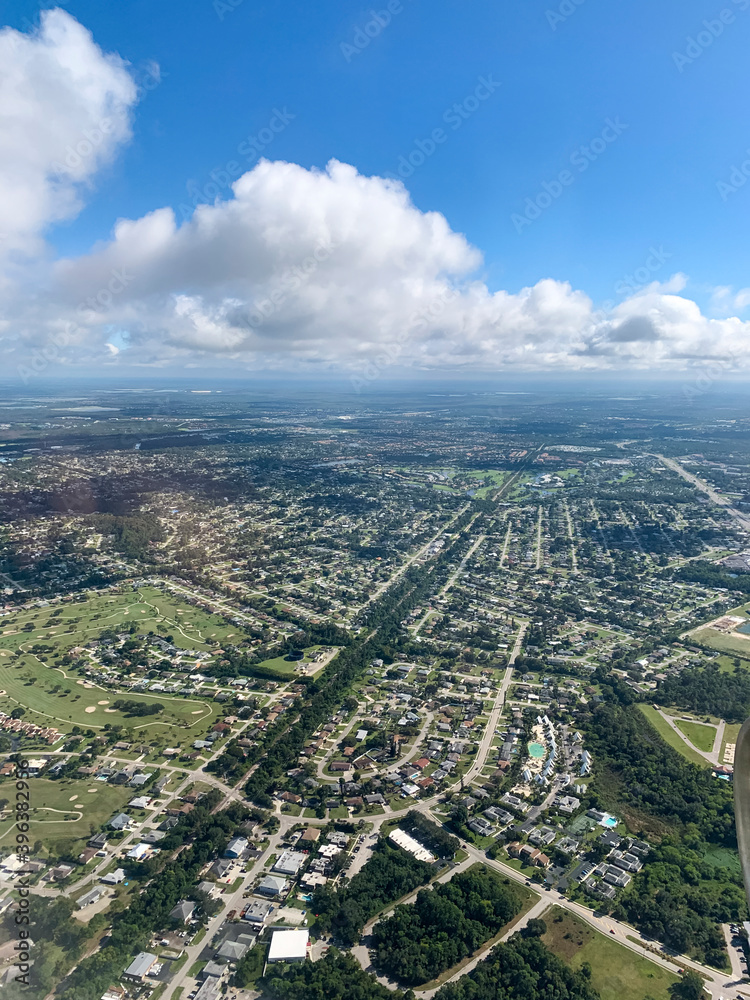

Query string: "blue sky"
[[3, 1, 750, 376]]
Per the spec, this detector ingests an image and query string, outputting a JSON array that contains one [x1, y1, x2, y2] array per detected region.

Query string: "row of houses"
[[0, 713, 62, 744]]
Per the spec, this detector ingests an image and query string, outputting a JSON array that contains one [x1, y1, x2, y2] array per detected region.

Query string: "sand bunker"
[[104, 708, 116, 713], [191, 710, 202, 715], [84, 706, 97, 714], [87, 788, 98, 793], [97, 700, 109, 705], [69, 795, 78, 801]]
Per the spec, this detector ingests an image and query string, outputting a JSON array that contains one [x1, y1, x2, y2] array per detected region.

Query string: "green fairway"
[[0, 654, 219, 735], [0, 584, 244, 659], [0, 777, 134, 857], [0, 585, 239, 741], [542, 907, 678, 1000], [675, 719, 716, 753], [637, 705, 709, 767]]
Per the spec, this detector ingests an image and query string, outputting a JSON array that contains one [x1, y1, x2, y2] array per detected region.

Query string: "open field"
[[0, 654, 220, 735], [690, 625, 750, 658], [674, 719, 716, 753], [637, 705, 709, 767], [0, 776, 134, 856], [721, 722, 741, 762], [0, 584, 243, 656], [0, 585, 239, 742], [541, 906, 678, 1000]]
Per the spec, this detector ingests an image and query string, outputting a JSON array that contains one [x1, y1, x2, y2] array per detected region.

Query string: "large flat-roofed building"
[[388, 828, 436, 863], [272, 850, 307, 877], [267, 929, 309, 963], [122, 952, 158, 982]]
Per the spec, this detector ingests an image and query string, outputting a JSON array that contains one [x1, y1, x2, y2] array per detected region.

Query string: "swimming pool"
[[528, 742, 545, 759], [601, 815, 618, 828]]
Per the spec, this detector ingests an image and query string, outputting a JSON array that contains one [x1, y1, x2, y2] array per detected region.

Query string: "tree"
[[671, 970, 706, 1000], [522, 918, 548, 938]]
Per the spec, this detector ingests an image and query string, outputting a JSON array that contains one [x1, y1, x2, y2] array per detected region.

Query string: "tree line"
[[58, 792, 248, 1000], [586, 701, 735, 845], [371, 868, 522, 985], [311, 840, 434, 945]]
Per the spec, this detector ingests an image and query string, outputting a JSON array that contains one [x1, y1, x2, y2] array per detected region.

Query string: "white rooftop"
[[267, 928, 309, 963]]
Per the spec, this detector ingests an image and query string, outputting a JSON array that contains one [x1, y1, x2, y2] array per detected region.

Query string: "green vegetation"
[[0, 777, 133, 857], [265, 950, 409, 1000], [655, 663, 750, 723], [587, 702, 742, 965], [1, 896, 108, 1000], [311, 840, 434, 944], [371, 867, 523, 985], [674, 719, 716, 753], [233, 937, 267, 985], [399, 810, 459, 859], [0, 653, 217, 735], [434, 929, 601, 1000], [57, 792, 249, 1000], [636, 706, 708, 767], [541, 907, 678, 1000], [614, 841, 743, 967], [587, 703, 734, 845], [91, 513, 166, 560]]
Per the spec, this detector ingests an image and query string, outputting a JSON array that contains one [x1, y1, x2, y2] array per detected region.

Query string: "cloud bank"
[[2, 10, 750, 379]]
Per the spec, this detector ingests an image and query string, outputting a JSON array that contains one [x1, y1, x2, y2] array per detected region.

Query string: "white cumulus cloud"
[[0, 8, 138, 259], [0, 12, 749, 379]]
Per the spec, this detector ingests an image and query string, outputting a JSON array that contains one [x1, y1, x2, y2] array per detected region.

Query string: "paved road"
[[457, 622, 527, 789], [364, 506, 472, 610], [722, 923, 747, 983], [655, 709, 717, 765], [415, 896, 550, 999], [657, 454, 750, 533]]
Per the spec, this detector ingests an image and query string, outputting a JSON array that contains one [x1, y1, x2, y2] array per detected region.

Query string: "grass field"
[[674, 719, 716, 753], [542, 907, 678, 1000], [690, 625, 750, 658], [0, 655, 221, 735], [637, 705, 709, 767], [722, 722, 741, 762], [0, 584, 244, 654], [0, 776, 133, 856], [0, 585, 238, 741]]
